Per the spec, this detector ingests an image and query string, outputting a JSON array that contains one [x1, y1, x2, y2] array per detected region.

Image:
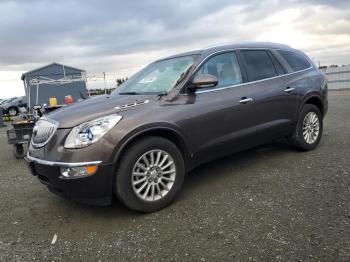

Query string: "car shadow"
[[178, 138, 298, 199], [55, 139, 296, 217]]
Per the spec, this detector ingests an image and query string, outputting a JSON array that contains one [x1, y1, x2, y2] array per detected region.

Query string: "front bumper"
[[25, 155, 115, 206]]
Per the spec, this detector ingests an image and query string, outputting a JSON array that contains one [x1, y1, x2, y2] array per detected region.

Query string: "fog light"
[[60, 165, 98, 179]]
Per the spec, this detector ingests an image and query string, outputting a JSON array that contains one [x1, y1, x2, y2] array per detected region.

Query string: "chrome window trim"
[[26, 154, 102, 167], [177, 47, 313, 95], [31, 118, 59, 148], [196, 66, 312, 94]]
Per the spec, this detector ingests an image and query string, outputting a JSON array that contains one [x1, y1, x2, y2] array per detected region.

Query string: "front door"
[[181, 51, 258, 164]]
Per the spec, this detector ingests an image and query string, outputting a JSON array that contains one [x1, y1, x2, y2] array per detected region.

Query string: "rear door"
[[239, 49, 298, 140]]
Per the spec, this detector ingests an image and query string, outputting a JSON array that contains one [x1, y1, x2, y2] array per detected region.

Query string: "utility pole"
[[103, 72, 107, 94]]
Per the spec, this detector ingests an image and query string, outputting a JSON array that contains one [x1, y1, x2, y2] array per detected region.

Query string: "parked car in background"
[[0, 96, 27, 116], [26, 42, 328, 212], [0, 97, 15, 106]]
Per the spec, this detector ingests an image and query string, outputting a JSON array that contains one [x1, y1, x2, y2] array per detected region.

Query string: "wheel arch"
[[112, 126, 191, 173], [302, 94, 324, 116]]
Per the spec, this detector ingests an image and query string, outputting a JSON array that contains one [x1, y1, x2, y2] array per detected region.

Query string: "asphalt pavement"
[[0, 90, 349, 261]]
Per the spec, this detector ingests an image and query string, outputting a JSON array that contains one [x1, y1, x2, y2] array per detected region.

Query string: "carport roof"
[[21, 62, 86, 80]]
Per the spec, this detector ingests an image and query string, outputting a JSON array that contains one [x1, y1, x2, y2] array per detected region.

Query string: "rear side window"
[[278, 50, 311, 71], [241, 50, 278, 81], [270, 54, 285, 75]]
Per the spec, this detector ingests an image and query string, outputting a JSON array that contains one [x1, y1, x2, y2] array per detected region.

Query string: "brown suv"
[[26, 42, 328, 212]]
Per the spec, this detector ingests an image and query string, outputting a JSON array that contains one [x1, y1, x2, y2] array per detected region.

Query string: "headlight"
[[64, 114, 122, 149]]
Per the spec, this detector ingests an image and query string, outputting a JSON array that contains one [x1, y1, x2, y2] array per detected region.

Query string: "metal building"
[[21, 63, 88, 108], [321, 65, 350, 89]]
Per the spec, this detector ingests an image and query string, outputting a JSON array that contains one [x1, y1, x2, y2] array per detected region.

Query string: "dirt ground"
[[0, 90, 349, 261]]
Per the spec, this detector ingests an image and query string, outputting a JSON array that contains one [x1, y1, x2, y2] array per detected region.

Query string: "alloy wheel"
[[302, 112, 320, 144], [131, 149, 176, 202], [8, 108, 17, 116]]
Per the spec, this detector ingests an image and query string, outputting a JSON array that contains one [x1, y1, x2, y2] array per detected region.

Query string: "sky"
[[1, 0, 350, 98]]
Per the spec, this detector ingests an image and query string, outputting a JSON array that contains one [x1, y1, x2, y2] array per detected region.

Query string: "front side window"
[[278, 50, 311, 71], [114, 55, 198, 95], [241, 50, 278, 81], [194, 52, 243, 91]]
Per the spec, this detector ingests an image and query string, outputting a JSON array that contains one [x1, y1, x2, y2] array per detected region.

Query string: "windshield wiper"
[[157, 91, 168, 99], [118, 92, 141, 95]]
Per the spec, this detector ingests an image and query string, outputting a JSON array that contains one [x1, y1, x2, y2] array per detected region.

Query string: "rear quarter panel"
[[285, 68, 325, 119]]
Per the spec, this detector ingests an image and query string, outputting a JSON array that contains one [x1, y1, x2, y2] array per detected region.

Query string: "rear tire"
[[114, 136, 185, 213], [290, 104, 323, 151]]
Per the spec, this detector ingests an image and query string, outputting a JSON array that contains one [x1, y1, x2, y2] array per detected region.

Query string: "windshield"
[[114, 55, 198, 95]]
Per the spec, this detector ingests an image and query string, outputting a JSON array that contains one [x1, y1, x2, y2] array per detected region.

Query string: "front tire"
[[115, 136, 185, 213], [290, 104, 323, 151], [8, 107, 18, 116]]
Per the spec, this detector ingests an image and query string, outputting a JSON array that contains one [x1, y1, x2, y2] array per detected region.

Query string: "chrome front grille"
[[31, 118, 58, 148]]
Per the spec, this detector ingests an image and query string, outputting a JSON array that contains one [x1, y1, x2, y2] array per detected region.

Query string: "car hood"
[[0, 103, 11, 109], [47, 95, 155, 128]]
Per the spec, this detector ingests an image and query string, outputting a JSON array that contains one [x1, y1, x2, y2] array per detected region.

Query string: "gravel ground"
[[0, 90, 349, 261]]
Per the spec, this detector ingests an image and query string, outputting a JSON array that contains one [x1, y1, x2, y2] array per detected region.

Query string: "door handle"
[[284, 87, 295, 93], [239, 97, 253, 104]]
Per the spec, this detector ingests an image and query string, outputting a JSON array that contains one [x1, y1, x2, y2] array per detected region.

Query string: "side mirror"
[[188, 74, 218, 92], [33, 105, 42, 110]]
